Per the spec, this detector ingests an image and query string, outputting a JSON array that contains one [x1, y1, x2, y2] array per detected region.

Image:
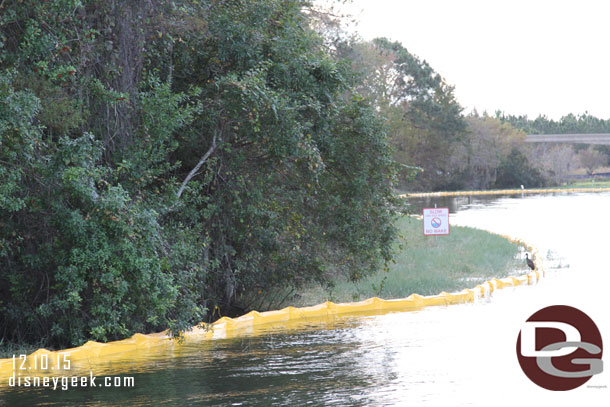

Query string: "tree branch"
[[176, 135, 217, 198]]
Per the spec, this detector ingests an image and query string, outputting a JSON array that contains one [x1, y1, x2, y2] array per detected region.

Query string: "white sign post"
[[423, 207, 450, 236]]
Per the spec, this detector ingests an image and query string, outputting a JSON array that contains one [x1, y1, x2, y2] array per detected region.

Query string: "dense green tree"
[[1, 0, 402, 348], [494, 148, 546, 189]]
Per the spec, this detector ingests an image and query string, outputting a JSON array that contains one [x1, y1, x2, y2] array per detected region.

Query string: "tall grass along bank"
[[294, 216, 527, 306]]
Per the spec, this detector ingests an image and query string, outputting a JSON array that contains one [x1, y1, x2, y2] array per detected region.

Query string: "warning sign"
[[423, 208, 450, 235]]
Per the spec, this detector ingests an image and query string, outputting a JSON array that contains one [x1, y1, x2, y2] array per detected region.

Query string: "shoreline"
[[401, 186, 610, 198], [0, 230, 544, 379]]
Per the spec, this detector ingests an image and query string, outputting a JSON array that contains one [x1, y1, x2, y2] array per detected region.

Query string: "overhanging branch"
[[176, 135, 217, 198]]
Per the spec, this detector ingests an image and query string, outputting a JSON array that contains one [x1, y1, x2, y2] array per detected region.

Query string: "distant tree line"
[[498, 112, 610, 135], [320, 12, 610, 190], [324, 34, 545, 191], [499, 113, 610, 179]]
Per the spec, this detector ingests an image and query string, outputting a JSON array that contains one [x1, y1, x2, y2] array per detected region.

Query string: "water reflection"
[[406, 191, 574, 215], [3, 192, 609, 406], [407, 194, 482, 213]]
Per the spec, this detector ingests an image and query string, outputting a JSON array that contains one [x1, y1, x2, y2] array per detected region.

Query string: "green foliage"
[[498, 112, 610, 135], [0, 0, 401, 348], [1, 71, 205, 345], [444, 114, 533, 190], [494, 148, 546, 188], [339, 38, 467, 191], [498, 112, 610, 160], [498, 112, 610, 180], [293, 217, 525, 305]]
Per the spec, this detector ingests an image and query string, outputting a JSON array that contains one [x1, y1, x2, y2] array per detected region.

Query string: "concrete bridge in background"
[[525, 133, 610, 145]]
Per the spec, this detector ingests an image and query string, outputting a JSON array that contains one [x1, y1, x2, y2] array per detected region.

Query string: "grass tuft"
[[293, 216, 527, 306]]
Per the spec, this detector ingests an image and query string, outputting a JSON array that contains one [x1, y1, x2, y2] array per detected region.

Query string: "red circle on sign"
[[431, 217, 441, 228]]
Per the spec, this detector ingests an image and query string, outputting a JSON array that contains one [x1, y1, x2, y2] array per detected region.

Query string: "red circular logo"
[[516, 305, 603, 390]]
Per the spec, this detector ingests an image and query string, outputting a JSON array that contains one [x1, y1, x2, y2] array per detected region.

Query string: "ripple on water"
[[3, 192, 610, 406]]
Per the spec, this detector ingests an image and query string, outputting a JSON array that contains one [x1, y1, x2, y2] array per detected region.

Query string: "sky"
[[333, 0, 610, 120]]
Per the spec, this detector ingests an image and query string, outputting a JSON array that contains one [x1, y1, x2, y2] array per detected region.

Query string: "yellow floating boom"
[[401, 186, 610, 198], [0, 236, 542, 380]]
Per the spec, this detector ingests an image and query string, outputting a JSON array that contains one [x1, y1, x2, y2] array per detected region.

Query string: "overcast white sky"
[[335, 0, 610, 120]]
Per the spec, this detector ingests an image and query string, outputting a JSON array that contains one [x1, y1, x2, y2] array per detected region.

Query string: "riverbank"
[[291, 216, 528, 307], [0, 219, 543, 375], [567, 178, 610, 188], [0, 216, 529, 359], [401, 182, 610, 198]]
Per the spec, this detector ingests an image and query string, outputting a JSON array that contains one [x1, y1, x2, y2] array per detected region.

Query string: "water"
[[2, 192, 609, 406]]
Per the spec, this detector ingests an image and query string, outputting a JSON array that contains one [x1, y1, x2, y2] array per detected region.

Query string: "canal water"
[[2, 192, 609, 406]]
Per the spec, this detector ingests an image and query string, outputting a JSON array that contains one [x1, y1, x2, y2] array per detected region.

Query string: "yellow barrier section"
[[401, 186, 610, 198], [0, 235, 543, 380]]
